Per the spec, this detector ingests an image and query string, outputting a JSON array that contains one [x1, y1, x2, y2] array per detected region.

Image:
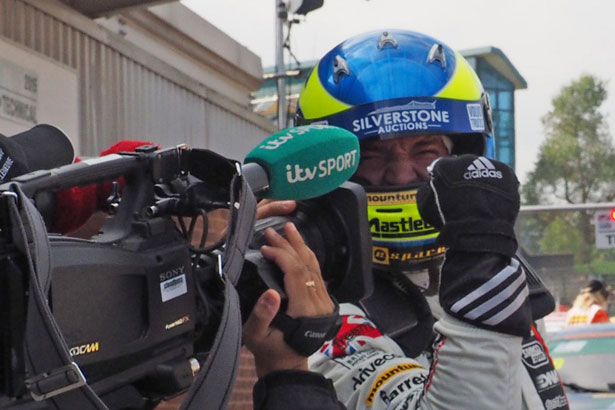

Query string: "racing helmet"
[[296, 29, 494, 276]]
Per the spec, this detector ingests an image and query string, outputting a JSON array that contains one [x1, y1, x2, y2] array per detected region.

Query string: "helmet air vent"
[[378, 31, 399, 50], [333, 55, 351, 84], [426, 43, 447, 70]]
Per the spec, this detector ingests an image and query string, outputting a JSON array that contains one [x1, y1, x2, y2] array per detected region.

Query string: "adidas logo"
[[463, 157, 503, 180]]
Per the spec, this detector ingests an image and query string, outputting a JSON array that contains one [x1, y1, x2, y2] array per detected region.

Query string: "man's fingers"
[[262, 227, 295, 253], [257, 199, 297, 220], [284, 223, 320, 272], [243, 290, 281, 345]]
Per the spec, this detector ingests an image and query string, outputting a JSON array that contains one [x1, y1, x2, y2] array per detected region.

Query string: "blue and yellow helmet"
[[296, 29, 494, 274], [296, 29, 493, 154]]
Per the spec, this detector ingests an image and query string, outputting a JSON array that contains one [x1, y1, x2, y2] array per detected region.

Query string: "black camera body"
[[0, 145, 372, 409], [48, 224, 198, 389], [238, 182, 372, 319], [0, 147, 219, 409]]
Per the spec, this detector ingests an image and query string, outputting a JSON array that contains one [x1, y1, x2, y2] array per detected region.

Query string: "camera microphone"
[[242, 124, 360, 200]]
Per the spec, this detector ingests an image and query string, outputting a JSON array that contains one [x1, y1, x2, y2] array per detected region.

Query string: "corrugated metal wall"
[[0, 0, 274, 159]]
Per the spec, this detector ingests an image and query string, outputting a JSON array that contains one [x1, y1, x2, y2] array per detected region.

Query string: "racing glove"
[[417, 155, 531, 336], [416, 154, 520, 256]]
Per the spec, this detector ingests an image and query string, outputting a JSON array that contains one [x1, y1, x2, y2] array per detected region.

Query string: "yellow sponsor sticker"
[[372, 246, 390, 265], [366, 190, 417, 206]]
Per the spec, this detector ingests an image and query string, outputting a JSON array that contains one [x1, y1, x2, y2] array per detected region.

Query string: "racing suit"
[[308, 252, 532, 410], [253, 155, 568, 410], [254, 253, 532, 410]]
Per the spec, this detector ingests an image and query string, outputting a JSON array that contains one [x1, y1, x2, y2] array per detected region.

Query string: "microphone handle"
[[241, 162, 270, 195]]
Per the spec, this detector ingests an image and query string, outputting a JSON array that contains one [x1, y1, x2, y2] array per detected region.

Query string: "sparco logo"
[[463, 157, 502, 180]]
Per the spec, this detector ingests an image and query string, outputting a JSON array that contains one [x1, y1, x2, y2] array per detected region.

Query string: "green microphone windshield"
[[244, 125, 359, 200]]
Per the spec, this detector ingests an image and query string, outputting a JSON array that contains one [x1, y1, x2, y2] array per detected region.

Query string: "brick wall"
[[155, 348, 258, 410]]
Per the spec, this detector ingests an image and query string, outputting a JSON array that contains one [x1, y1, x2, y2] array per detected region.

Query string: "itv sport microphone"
[[243, 124, 360, 200]]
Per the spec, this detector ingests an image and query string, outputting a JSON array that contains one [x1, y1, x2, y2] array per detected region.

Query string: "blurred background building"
[[0, 0, 274, 160]]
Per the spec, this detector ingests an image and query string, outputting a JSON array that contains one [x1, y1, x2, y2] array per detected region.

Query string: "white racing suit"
[[310, 305, 522, 409], [306, 254, 569, 410]]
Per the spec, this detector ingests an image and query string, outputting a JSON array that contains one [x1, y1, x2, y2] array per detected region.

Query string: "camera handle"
[[4, 167, 257, 409]]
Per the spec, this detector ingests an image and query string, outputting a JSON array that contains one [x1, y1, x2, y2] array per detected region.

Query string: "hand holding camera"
[[243, 222, 336, 376]]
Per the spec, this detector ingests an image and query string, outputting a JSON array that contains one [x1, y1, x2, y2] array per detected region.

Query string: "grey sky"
[[181, 0, 615, 183]]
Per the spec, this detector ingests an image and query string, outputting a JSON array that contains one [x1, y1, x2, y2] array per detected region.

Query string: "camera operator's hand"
[[243, 222, 335, 377], [256, 199, 297, 220]]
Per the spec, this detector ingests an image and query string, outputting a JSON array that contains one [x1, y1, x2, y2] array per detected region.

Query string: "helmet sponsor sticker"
[[367, 189, 438, 242], [466, 103, 485, 131], [353, 101, 449, 137], [366, 187, 444, 268], [367, 190, 417, 206], [319, 96, 487, 140], [372, 246, 446, 266]]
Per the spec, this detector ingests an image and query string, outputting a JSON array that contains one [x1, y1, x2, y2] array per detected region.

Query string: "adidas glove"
[[416, 154, 520, 257], [417, 155, 531, 337]]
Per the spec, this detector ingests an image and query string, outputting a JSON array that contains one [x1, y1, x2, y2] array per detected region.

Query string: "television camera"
[[0, 126, 372, 409]]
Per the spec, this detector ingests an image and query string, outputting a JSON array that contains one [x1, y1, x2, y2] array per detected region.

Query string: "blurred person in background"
[[565, 279, 610, 327]]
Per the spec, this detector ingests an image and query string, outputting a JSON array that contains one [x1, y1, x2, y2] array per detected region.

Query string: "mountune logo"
[[463, 157, 502, 180]]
